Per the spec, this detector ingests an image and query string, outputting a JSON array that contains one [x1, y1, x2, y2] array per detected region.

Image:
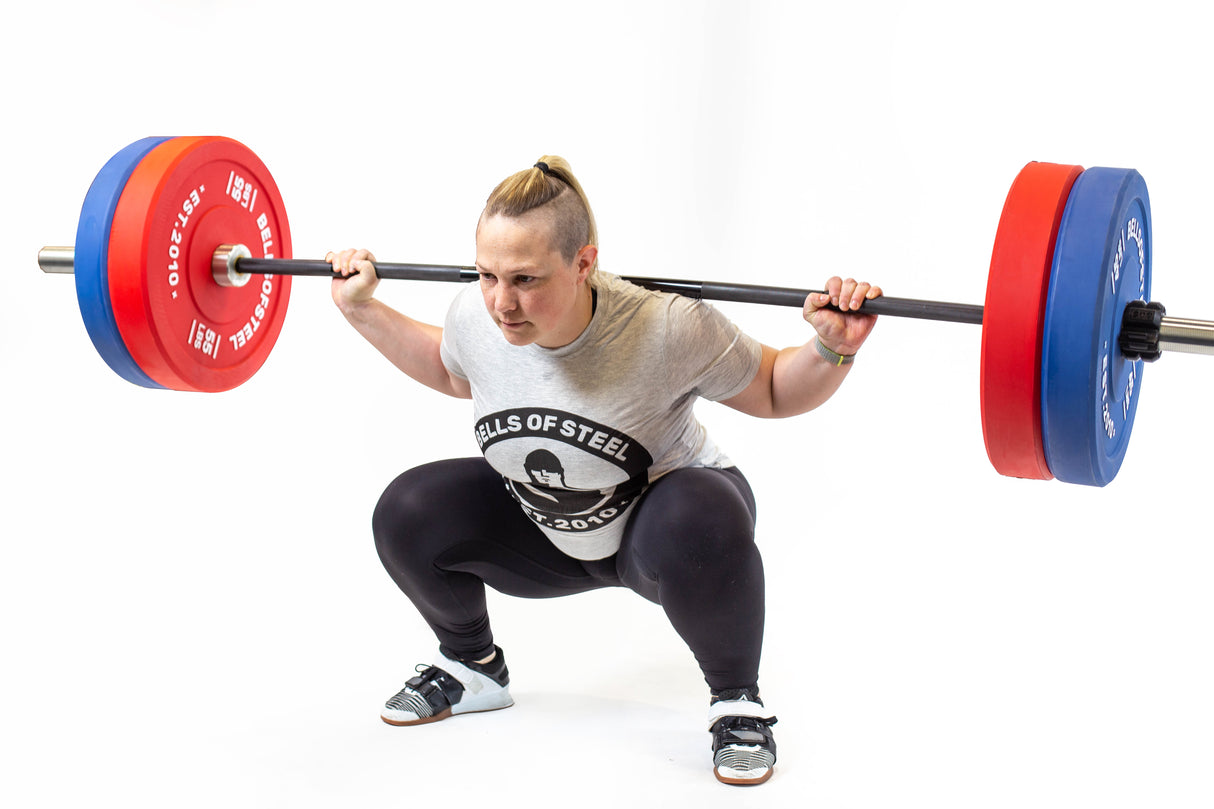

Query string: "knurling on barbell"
[[38, 136, 1214, 486]]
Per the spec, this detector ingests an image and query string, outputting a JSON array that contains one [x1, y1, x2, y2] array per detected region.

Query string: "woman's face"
[[475, 213, 595, 348]]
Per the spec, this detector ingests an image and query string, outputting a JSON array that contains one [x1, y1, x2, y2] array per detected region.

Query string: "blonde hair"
[[480, 155, 599, 272]]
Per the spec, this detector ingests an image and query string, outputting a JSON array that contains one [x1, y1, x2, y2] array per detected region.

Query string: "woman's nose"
[[494, 285, 517, 312]]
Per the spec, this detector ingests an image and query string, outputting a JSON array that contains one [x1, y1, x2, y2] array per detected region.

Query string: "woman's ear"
[[575, 244, 598, 282]]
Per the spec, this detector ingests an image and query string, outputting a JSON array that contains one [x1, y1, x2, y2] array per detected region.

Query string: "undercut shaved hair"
[[479, 155, 599, 273]]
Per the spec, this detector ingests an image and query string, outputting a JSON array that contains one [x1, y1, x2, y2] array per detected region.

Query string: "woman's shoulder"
[[599, 270, 731, 325], [597, 271, 685, 312]]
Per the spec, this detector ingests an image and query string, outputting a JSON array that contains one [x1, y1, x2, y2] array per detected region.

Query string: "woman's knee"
[[625, 467, 761, 574], [372, 459, 480, 570]]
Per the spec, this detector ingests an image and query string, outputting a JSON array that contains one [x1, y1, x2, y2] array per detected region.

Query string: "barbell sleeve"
[[38, 246, 75, 274], [1158, 317, 1214, 356]]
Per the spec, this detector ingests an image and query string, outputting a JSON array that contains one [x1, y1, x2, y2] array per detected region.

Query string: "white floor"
[[6, 464, 1213, 809]]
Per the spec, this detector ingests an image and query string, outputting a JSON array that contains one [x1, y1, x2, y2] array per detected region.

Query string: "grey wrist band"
[[815, 337, 855, 366]]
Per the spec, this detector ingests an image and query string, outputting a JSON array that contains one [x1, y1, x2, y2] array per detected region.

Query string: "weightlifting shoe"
[[381, 646, 513, 726], [708, 687, 778, 785]]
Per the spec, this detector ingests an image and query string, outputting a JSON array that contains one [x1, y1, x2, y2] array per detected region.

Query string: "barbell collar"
[[212, 243, 252, 288]]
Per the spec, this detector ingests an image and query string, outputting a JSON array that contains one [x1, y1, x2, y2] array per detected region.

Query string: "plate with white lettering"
[[106, 136, 293, 391], [1041, 167, 1151, 486]]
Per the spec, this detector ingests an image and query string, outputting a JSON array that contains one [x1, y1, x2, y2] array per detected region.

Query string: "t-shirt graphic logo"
[[516, 448, 616, 516], [475, 408, 652, 534]]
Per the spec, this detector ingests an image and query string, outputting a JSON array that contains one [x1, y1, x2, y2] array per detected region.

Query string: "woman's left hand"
[[803, 276, 883, 356]]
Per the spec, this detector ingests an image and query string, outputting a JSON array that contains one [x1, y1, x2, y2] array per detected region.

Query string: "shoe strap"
[[434, 651, 503, 696], [710, 714, 779, 758], [707, 699, 777, 729], [405, 665, 464, 709]]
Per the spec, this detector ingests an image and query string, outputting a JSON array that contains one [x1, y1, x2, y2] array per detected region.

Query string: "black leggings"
[[371, 457, 765, 692]]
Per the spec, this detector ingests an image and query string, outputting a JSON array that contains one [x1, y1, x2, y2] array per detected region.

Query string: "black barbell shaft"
[[38, 244, 1214, 350], [235, 256, 987, 325], [240, 258, 480, 284]]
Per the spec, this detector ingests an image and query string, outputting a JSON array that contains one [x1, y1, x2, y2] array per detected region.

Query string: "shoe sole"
[[714, 766, 774, 786], [380, 701, 514, 727]]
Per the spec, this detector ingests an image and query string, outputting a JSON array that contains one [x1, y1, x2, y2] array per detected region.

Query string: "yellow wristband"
[[814, 337, 854, 366]]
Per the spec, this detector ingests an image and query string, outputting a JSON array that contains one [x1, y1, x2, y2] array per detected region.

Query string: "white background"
[[3, 1, 1213, 806]]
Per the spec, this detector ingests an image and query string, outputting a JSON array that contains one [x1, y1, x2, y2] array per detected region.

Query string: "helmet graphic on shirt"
[[525, 449, 566, 487], [515, 448, 617, 517], [475, 408, 652, 534]]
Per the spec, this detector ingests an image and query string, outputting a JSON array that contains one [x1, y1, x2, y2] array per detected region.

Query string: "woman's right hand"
[[327, 248, 380, 312]]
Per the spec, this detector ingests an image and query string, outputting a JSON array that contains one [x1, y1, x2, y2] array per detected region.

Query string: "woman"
[[327, 156, 880, 786]]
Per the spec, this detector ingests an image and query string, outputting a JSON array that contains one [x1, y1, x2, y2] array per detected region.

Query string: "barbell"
[[39, 136, 1214, 487]]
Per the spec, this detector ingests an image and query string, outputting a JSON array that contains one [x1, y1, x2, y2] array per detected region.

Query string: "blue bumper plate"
[[74, 136, 173, 388], [1041, 167, 1151, 486]]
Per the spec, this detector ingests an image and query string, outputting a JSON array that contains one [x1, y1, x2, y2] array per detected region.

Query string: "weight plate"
[[74, 136, 173, 388], [1041, 168, 1151, 487], [981, 162, 1084, 480], [107, 137, 293, 392]]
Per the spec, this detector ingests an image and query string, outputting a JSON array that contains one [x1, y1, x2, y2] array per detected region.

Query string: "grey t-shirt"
[[440, 271, 763, 560]]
